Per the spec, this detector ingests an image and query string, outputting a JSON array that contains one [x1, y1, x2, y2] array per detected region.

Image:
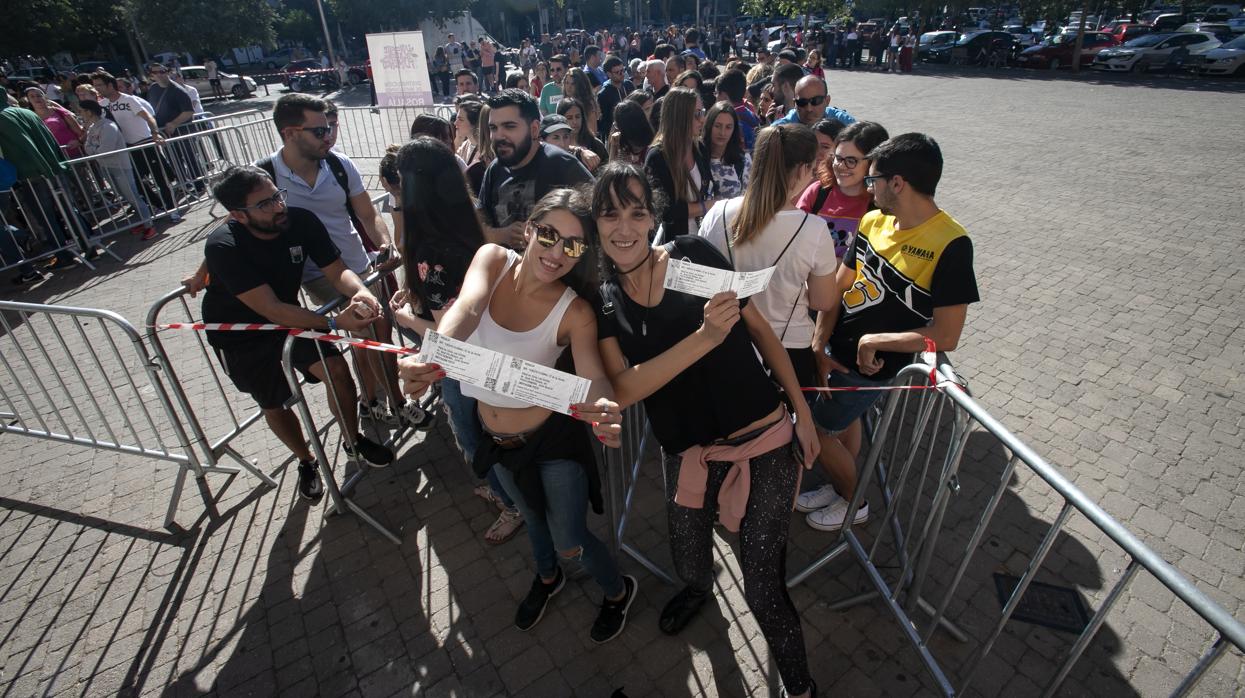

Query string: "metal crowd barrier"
[[603, 354, 1245, 694], [333, 105, 457, 159], [278, 265, 429, 545], [0, 300, 253, 531], [801, 357, 1245, 696]]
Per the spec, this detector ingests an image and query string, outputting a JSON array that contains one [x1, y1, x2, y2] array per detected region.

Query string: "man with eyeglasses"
[[196, 165, 394, 502], [773, 75, 856, 128], [539, 55, 569, 116], [595, 55, 634, 139], [804, 133, 978, 532]]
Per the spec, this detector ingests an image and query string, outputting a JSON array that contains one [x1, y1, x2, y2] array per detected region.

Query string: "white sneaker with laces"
[[397, 400, 434, 430], [795, 484, 842, 513], [806, 499, 869, 532]]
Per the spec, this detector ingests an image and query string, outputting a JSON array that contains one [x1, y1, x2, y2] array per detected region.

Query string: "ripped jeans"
[[493, 458, 625, 597]]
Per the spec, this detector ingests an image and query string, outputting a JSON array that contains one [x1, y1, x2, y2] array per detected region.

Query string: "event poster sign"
[[365, 31, 434, 107]]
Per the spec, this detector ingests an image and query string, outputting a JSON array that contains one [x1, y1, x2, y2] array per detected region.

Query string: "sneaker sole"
[[516, 572, 565, 632], [344, 450, 393, 468], [794, 498, 836, 513], [592, 575, 638, 644], [805, 510, 869, 532]]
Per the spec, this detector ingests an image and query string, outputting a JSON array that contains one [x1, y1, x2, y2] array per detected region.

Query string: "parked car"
[[264, 48, 310, 70], [1016, 31, 1120, 69], [1093, 31, 1222, 71], [73, 61, 128, 76], [1004, 24, 1041, 44], [1104, 22, 1152, 43], [1150, 13, 1189, 32], [1177, 22, 1235, 40], [178, 65, 257, 98], [918, 31, 959, 61], [1229, 17, 1245, 34], [1197, 32, 1245, 74], [940, 30, 1022, 63]]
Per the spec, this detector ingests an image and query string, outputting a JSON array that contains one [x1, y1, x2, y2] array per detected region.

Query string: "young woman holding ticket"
[[398, 188, 638, 644], [589, 162, 820, 698], [697, 123, 839, 397]]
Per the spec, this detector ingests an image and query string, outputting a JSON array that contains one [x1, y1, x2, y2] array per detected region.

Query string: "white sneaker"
[[359, 400, 398, 426], [397, 400, 434, 431], [806, 499, 869, 532], [795, 484, 842, 513]]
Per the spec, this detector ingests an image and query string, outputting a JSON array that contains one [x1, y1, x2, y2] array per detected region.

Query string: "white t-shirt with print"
[[100, 93, 156, 144], [698, 198, 838, 347]]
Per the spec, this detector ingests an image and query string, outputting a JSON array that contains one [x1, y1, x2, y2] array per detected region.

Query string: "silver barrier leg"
[[281, 333, 400, 545], [614, 422, 675, 584]]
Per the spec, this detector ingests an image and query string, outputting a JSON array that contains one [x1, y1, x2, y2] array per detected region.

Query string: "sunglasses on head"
[[795, 95, 827, 108], [530, 222, 587, 258]]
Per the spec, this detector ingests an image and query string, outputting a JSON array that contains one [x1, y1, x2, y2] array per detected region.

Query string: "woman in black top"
[[643, 87, 713, 242], [590, 162, 819, 698]]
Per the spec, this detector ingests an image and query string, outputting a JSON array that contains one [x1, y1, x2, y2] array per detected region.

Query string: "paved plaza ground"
[[1, 66, 1244, 697]]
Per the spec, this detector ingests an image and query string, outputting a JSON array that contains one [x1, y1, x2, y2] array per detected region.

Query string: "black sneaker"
[[297, 460, 324, 502], [591, 574, 638, 644], [343, 433, 394, 468], [658, 584, 711, 635], [12, 270, 45, 286], [515, 567, 565, 631]]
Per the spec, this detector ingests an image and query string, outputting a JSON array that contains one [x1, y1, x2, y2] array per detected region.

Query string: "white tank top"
[[459, 249, 578, 409]]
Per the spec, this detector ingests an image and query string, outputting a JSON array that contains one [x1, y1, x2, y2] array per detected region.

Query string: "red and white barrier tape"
[[153, 322, 417, 356], [155, 326, 953, 393]]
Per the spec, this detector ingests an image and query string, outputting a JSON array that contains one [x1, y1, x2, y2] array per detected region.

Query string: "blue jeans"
[[440, 378, 515, 510], [811, 369, 886, 434], [493, 458, 624, 597]]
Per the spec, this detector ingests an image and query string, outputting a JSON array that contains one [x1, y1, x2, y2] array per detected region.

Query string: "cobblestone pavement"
[[1, 69, 1243, 697]]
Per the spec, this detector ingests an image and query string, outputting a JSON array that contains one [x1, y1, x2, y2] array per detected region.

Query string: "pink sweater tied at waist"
[[675, 416, 798, 533]]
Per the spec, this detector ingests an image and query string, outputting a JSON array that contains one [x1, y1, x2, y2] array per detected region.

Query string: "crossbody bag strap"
[[776, 212, 810, 343]]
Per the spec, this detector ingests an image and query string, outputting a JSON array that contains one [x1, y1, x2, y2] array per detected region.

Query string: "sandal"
[[473, 483, 504, 511], [484, 508, 524, 545]]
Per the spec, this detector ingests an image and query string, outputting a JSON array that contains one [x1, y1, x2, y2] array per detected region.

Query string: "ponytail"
[[731, 124, 816, 247]]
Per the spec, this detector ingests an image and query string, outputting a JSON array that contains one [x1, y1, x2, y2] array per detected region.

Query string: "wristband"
[[328, 316, 337, 332]]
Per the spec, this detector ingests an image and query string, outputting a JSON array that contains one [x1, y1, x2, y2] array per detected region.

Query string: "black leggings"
[[663, 445, 811, 694]]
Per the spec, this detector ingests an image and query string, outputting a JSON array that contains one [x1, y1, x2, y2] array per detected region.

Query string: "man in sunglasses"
[[773, 75, 857, 128], [538, 55, 569, 116], [195, 165, 394, 502]]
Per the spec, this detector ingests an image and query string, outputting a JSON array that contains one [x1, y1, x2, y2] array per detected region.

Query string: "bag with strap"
[[720, 202, 810, 342], [256, 152, 370, 249]]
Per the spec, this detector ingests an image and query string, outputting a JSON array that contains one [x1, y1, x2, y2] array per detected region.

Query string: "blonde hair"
[[475, 103, 494, 163], [731, 124, 817, 247], [652, 87, 699, 204]]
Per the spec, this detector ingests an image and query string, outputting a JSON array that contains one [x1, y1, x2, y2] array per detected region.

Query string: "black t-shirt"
[[597, 236, 781, 454], [145, 82, 193, 127], [477, 142, 592, 228], [201, 207, 340, 348]]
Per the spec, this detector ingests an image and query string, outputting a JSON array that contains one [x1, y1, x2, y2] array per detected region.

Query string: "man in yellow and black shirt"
[[799, 133, 979, 532]]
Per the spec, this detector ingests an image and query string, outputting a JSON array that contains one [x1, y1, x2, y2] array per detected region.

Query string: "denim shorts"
[[811, 370, 888, 434]]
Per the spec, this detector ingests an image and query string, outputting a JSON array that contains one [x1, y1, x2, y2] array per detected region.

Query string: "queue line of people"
[[189, 75, 978, 695]]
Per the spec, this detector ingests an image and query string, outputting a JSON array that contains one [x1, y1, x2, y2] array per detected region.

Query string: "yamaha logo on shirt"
[[289, 246, 304, 264]]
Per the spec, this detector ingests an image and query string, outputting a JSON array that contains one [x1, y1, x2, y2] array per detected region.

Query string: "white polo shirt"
[[99, 93, 156, 145], [262, 148, 371, 281]]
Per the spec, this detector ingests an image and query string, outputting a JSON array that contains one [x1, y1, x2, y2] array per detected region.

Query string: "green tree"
[[6, 0, 127, 56], [326, 0, 474, 37], [132, 0, 277, 55], [279, 9, 323, 49], [738, 0, 848, 22]]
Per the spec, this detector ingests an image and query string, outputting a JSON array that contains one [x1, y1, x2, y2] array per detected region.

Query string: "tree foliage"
[[5, 0, 127, 55], [326, 0, 474, 37], [131, 0, 277, 55]]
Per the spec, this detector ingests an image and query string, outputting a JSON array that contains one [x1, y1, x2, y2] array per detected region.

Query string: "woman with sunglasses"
[[797, 121, 889, 260], [644, 87, 712, 242], [398, 188, 637, 643], [590, 162, 819, 698]]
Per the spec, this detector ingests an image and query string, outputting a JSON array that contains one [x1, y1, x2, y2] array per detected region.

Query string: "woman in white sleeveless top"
[[399, 188, 637, 643]]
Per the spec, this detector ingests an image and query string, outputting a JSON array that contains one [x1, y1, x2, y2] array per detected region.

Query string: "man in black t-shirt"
[[193, 166, 395, 502], [477, 89, 592, 247]]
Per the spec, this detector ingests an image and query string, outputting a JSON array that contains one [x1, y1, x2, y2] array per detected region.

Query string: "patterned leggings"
[[663, 446, 812, 694]]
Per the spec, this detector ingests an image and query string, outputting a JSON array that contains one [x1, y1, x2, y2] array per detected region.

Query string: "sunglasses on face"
[[530, 222, 587, 258], [795, 95, 827, 108], [293, 126, 334, 140]]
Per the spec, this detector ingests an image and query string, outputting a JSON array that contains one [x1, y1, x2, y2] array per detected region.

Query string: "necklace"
[[618, 246, 655, 336]]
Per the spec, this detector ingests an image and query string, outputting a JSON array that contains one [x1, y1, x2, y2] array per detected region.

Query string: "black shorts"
[[214, 336, 342, 410], [209, 78, 222, 86]]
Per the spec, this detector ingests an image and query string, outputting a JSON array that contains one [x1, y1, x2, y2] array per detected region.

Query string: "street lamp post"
[[314, 0, 338, 70]]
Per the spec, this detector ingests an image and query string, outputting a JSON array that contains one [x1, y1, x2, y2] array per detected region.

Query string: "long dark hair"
[[701, 100, 744, 170], [397, 137, 485, 310], [610, 100, 653, 162], [556, 96, 594, 149], [590, 162, 666, 281], [528, 187, 600, 306]]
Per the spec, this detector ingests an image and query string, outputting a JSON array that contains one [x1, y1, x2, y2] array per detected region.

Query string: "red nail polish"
[[571, 411, 581, 418], [597, 435, 607, 442]]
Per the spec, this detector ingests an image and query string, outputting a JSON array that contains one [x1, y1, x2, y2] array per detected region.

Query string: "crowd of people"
[[5, 26, 979, 695], [182, 17, 979, 690]]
